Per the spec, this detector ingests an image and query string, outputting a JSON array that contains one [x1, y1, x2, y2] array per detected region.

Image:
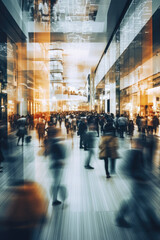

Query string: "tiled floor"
[[0, 123, 160, 240]]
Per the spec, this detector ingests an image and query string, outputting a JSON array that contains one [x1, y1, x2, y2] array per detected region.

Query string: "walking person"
[[84, 124, 96, 169], [16, 116, 27, 146], [147, 115, 153, 135], [99, 122, 119, 178], [115, 138, 160, 239], [153, 115, 159, 134], [36, 119, 45, 147], [118, 114, 127, 138], [77, 118, 87, 149], [44, 128, 67, 206], [65, 120, 70, 135], [59, 117, 62, 128], [128, 120, 134, 139], [136, 114, 141, 132]]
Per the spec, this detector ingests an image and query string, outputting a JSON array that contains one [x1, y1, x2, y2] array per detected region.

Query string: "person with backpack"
[[118, 114, 127, 138]]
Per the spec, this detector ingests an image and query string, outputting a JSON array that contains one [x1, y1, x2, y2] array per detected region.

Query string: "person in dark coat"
[[152, 115, 159, 134], [16, 116, 27, 146], [128, 120, 134, 138], [118, 115, 127, 138], [116, 138, 160, 237], [77, 118, 87, 149], [136, 114, 141, 132], [84, 124, 96, 169]]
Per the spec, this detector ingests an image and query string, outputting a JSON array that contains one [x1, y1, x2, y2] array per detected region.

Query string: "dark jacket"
[[78, 121, 87, 135]]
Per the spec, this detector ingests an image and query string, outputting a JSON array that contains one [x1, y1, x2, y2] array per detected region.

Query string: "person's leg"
[[38, 133, 41, 146], [122, 126, 124, 138], [97, 128, 99, 137], [104, 158, 110, 177], [41, 133, 44, 146], [17, 136, 21, 145], [52, 169, 62, 205], [85, 149, 91, 167], [80, 135, 83, 148], [85, 149, 94, 169], [83, 134, 87, 150], [120, 127, 122, 138], [22, 135, 24, 146], [111, 158, 116, 174]]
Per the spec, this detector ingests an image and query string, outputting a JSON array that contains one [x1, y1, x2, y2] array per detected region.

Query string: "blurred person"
[[53, 116, 57, 126], [128, 120, 134, 138], [94, 116, 99, 137], [36, 119, 45, 147], [29, 115, 34, 130], [99, 116, 104, 135], [72, 117, 77, 132], [44, 128, 67, 206], [147, 115, 153, 135], [16, 116, 27, 146], [45, 122, 56, 138], [99, 122, 119, 177], [77, 118, 87, 149], [69, 120, 74, 147], [84, 124, 97, 169], [0, 180, 48, 240], [136, 114, 141, 132], [65, 119, 70, 135], [27, 0, 33, 11], [141, 116, 146, 139], [153, 115, 159, 134], [114, 114, 120, 136], [59, 116, 62, 127], [118, 114, 128, 138], [115, 138, 160, 238], [144, 134, 158, 172]]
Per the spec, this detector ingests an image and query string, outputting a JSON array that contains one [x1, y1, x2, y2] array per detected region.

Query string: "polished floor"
[[0, 123, 160, 240]]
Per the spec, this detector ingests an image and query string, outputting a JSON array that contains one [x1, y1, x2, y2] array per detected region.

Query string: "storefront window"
[[0, 31, 7, 126], [7, 38, 18, 116]]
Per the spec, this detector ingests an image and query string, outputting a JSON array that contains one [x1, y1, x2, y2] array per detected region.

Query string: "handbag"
[[25, 136, 32, 143]]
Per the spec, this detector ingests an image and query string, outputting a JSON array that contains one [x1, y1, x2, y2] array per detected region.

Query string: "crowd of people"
[[7, 111, 160, 180], [0, 111, 159, 239], [7, 111, 160, 148]]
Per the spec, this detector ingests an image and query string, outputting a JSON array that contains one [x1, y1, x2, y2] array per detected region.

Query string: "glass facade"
[[94, 0, 160, 119], [0, 31, 7, 127]]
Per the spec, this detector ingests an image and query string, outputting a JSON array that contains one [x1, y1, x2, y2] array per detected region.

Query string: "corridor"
[[0, 122, 159, 240], [0, 0, 160, 239]]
